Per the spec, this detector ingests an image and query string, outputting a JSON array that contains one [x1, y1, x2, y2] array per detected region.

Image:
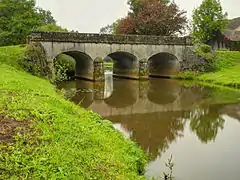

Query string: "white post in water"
[[104, 70, 113, 99]]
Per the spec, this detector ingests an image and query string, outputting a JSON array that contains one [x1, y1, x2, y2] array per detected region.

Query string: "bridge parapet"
[[30, 31, 192, 46]]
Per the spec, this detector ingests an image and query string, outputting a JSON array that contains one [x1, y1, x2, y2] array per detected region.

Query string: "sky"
[[35, 0, 240, 33]]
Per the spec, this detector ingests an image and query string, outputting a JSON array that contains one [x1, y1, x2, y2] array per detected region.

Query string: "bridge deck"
[[30, 31, 192, 45]]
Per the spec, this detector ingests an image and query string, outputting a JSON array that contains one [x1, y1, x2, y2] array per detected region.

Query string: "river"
[[58, 74, 240, 180]]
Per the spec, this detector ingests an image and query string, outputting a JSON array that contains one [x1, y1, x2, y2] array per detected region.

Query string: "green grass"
[[198, 64, 240, 88], [197, 51, 240, 88], [176, 51, 240, 89], [0, 45, 26, 69], [0, 46, 147, 179]]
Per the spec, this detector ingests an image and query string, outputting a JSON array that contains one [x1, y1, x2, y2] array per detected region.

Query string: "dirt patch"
[[0, 115, 34, 143]]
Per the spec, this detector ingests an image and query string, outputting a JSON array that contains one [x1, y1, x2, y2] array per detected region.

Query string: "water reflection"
[[105, 79, 138, 108], [104, 71, 113, 99], [147, 79, 181, 105], [58, 77, 240, 180], [188, 106, 225, 143], [109, 111, 186, 160]]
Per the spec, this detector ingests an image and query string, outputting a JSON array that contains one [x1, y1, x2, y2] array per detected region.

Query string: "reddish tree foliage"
[[117, 16, 136, 34], [117, 0, 187, 36]]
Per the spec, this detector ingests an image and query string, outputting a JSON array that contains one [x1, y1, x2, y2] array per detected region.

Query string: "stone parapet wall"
[[30, 31, 192, 46]]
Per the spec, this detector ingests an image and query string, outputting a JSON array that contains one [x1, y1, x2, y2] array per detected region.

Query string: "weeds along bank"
[[0, 45, 147, 179], [177, 50, 240, 89]]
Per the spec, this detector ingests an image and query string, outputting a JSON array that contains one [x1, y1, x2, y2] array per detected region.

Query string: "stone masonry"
[[29, 31, 198, 81]]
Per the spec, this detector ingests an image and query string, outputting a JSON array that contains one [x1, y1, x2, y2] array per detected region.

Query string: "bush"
[[194, 44, 215, 72], [200, 44, 212, 53], [55, 54, 75, 75], [38, 24, 68, 32], [20, 43, 50, 77], [53, 54, 76, 83], [196, 44, 215, 62], [174, 71, 199, 80]]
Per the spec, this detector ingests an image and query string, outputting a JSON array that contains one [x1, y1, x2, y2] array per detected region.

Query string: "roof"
[[222, 29, 240, 41], [227, 17, 240, 30], [221, 17, 240, 41]]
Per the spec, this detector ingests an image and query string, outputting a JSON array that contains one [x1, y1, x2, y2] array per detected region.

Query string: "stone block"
[[94, 57, 105, 82]]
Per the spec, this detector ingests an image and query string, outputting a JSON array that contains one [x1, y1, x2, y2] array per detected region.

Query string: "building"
[[211, 17, 240, 51]]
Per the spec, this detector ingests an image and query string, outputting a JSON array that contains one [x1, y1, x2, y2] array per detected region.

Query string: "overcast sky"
[[35, 0, 240, 33]]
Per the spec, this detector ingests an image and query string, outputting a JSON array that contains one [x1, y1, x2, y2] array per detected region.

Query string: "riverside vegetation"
[[176, 49, 240, 89], [0, 45, 147, 179]]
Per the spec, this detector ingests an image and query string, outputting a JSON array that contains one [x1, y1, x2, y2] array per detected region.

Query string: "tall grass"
[[0, 46, 147, 179], [175, 51, 240, 89]]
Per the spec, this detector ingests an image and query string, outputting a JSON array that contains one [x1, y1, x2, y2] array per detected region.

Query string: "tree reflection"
[[189, 105, 225, 143], [108, 111, 186, 161]]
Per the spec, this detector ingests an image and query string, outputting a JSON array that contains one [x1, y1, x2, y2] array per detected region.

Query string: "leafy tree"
[[0, 0, 42, 46], [0, 0, 64, 46], [37, 8, 56, 25], [128, 0, 170, 13], [100, 20, 120, 34], [117, 0, 187, 36], [117, 16, 136, 35], [38, 24, 68, 32], [189, 107, 225, 143], [192, 0, 227, 44]]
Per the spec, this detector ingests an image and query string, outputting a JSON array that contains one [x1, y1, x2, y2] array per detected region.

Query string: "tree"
[[192, 0, 227, 44], [117, 0, 187, 36], [128, 0, 170, 13], [100, 20, 120, 34], [0, 0, 65, 46], [117, 16, 136, 34], [37, 8, 56, 25], [0, 0, 42, 46], [38, 24, 68, 32]]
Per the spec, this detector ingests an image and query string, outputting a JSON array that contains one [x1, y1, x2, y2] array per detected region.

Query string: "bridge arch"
[[54, 51, 94, 80], [148, 52, 180, 77], [105, 51, 139, 79]]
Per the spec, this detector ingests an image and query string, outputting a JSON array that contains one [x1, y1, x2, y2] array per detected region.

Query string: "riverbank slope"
[[177, 51, 240, 89], [0, 45, 147, 179]]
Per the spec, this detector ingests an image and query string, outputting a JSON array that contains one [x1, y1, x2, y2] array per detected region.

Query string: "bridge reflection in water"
[[58, 76, 240, 180]]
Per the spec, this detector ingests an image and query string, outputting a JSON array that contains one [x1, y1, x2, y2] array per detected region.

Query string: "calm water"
[[58, 75, 240, 180]]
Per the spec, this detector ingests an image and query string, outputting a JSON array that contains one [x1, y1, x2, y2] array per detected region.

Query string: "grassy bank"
[[0, 46, 147, 179], [177, 51, 240, 89]]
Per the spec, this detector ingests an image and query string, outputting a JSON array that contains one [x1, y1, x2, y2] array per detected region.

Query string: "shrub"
[[20, 42, 50, 77], [55, 54, 75, 76], [194, 44, 215, 72], [53, 61, 69, 83], [196, 44, 215, 62], [200, 44, 212, 53], [175, 71, 199, 80], [53, 54, 76, 83]]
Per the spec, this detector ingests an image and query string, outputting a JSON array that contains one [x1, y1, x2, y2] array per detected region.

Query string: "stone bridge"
[[29, 31, 198, 80]]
